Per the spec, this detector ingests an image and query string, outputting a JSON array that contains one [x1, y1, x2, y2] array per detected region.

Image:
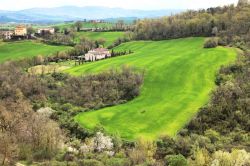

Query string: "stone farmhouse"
[[85, 48, 111, 62], [14, 25, 27, 36], [2, 25, 27, 40], [37, 28, 55, 35]]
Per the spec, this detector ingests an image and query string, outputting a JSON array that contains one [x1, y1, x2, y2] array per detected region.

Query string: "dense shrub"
[[218, 37, 229, 46], [79, 159, 104, 166], [204, 38, 218, 48], [164, 154, 188, 166], [54, 67, 144, 108], [105, 158, 130, 166]]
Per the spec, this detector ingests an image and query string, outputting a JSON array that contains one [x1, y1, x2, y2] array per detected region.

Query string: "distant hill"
[[0, 6, 183, 23]]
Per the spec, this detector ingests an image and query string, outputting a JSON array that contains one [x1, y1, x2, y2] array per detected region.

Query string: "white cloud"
[[0, 0, 238, 11]]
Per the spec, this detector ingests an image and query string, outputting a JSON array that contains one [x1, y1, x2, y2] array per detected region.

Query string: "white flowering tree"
[[80, 132, 114, 156], [93, 132, 113, 153], [37, 107, 55, 118]]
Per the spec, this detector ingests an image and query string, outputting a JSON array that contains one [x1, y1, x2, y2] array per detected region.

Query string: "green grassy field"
[[55, 22, 114, 29], [76, 31, 125, 47], [0, 41, 71, 63], [67, 37, 237, 140]]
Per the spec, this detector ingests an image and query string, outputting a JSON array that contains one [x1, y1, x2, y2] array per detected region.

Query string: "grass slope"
[[0, 41, 71, 63], [76, 31, 125, 46], [68, 37, 237, 140]]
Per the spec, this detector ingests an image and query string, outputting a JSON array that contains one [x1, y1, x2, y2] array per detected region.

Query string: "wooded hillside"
[[134, 2, 250, 49]]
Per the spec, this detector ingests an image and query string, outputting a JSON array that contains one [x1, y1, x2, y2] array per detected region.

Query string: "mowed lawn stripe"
[[0, 41, 71, 63], [67, 37, 237, 140]]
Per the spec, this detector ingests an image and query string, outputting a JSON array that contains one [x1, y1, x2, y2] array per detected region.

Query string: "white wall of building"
[[84, 49, 111, 62]]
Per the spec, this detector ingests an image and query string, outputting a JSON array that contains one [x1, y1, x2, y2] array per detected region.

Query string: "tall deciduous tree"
[[75, 21, 83, 32]]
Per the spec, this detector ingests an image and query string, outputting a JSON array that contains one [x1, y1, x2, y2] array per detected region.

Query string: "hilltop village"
[[1, 26, 55, 40]]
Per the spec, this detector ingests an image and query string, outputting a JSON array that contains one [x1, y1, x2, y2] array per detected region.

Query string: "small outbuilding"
[[37, 28, 55, 35]]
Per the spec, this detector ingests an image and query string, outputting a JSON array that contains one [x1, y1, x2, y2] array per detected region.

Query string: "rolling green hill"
[[0, 41, 71, 63], [76, 31, 125, 47], [67, 37, 237, 140]]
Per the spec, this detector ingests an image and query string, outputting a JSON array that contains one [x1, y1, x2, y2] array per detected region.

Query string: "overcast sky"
[[0, 0, 238, 11]]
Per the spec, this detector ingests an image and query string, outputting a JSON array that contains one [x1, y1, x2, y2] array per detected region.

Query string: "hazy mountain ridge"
[[0, 6, 183, 23]]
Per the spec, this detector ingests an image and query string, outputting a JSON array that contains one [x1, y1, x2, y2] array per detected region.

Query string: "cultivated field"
[[69, 37, 237, 140], [0, 41, 71, 63], [76, 31, 125, 46]]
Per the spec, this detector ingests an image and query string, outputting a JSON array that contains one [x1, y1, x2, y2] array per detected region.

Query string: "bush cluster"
[[204, 38, 218, 48]]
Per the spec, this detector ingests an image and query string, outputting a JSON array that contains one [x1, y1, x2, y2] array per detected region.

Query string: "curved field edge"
[[67, 37, 237, 140]]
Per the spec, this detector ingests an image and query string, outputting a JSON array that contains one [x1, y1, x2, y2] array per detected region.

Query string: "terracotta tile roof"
[[15, 25, 26, 29]]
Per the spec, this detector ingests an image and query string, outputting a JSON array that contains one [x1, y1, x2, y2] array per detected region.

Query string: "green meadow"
[[0, 41, 71, 63], [68, 37, 237, 140], [76, 31, 125, 46]]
